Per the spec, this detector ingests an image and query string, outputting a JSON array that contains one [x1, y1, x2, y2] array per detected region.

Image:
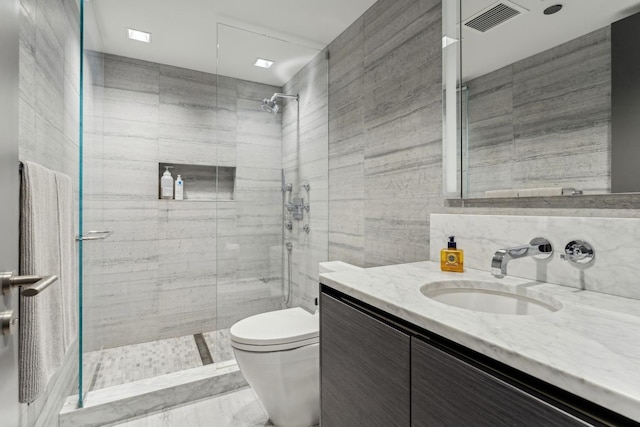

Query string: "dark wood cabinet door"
[[320, 293, 411, 427], [411, 337, 590, 427]]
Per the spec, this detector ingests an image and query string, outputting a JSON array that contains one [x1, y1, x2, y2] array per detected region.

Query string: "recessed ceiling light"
[[254, 58, 275, 69], [127, 28, 151, 43]]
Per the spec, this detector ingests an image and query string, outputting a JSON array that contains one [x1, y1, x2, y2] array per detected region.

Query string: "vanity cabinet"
[[320, 292, 411, 427], [320, 286, 632, 427]]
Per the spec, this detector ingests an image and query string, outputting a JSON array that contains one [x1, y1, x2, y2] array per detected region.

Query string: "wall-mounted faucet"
[[491, 237, 553, 278]]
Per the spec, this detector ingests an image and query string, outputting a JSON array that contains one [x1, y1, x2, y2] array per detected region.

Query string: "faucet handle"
[[560, 240, 595, 265]]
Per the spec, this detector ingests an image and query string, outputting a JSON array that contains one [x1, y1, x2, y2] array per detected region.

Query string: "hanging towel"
[[19, 161, 76, 404]]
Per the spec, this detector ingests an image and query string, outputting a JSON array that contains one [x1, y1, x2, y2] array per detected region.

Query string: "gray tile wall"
[[465, 27, 611, 198], [327, 0, 443, 267], [18, 0, 81, 424], [325, 0, 639, 269], [83, 55, 283, 350], [282, 51, 329, 311]]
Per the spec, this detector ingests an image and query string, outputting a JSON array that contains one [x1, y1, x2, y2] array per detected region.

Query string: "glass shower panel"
[[215, 24, 328, 362], [78, 2, 329, 411], [79, 0, 106, 402]]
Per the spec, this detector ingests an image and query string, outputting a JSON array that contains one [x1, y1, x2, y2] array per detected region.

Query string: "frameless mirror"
[[443, 0, 640, 199]]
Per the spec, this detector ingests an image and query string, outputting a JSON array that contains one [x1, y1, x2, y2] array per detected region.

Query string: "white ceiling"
[[461, 0, 640, 81], [87, 0, 377, 86]]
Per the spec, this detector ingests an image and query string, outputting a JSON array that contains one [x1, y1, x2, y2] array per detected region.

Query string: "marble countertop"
[[319, 261, 640, 422]]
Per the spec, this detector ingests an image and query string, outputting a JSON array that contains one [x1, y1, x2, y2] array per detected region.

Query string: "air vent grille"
[[464, 2, 522, 33]]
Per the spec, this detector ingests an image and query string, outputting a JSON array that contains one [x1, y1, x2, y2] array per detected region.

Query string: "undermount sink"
[[420, 280, 561, 315]]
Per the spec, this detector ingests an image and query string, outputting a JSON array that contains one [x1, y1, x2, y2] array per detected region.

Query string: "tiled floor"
[[203, 328, 234, 362], [111, 387, 273, 427], [84, 328, 234, 391]]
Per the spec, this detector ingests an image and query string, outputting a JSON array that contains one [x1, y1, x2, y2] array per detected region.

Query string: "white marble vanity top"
[[319, 261, 640, 422]]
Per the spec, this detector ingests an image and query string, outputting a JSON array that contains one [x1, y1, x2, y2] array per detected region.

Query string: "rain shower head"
[[262, 97, 279, 114], [261, 93, 299, 114]]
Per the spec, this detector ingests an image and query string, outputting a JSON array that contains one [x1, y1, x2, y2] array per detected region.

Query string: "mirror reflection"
[[459, 0, 640, 199]]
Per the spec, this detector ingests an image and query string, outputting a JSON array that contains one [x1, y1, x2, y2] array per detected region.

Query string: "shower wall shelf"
[[158, 163, 236, 201]]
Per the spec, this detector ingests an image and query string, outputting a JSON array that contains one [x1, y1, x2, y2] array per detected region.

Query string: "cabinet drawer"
[[411, 337, 590, 427]]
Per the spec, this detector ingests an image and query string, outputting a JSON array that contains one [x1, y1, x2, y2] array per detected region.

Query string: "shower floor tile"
[[84, 329, 234, 391], [84, 335, 202, 391]]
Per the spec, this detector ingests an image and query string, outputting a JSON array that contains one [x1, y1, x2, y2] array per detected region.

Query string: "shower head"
[[261, 93, 299, 114], [262, 97, 279, 114]]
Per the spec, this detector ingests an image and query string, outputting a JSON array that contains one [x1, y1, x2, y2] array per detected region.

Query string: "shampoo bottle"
[[175, 175, 184, 200], [160, 166, 174, 199], [441, 236, 464, 272]]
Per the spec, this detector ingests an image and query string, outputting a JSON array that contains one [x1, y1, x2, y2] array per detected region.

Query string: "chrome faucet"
[[491, 237, 553, 278]]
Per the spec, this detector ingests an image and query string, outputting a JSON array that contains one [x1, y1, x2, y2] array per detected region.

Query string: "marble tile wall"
[[327, 0, 443, 267], [464, 27, 611, 198], [83, 55, 283, 351], [282, 51, 330, 311], [17, 0, 83, 424], [431, 214, 640, 300]]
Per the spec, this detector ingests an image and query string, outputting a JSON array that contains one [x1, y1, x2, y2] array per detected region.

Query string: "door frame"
[[0, 0, 21, 425]]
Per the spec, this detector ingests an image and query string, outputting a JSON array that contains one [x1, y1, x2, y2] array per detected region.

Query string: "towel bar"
[[0, 272, 58, 297]]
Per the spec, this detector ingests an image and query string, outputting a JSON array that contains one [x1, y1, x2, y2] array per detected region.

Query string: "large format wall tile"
[[328, 0, 441, 267], [465, 27, 611, 196], [86, 54, 285, 347]]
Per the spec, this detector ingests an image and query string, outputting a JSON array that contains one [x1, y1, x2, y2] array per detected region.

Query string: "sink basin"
[[421, 280, 561, 315]]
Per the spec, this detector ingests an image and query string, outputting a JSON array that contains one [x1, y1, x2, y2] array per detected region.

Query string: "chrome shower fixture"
[[261, 93, 299, 114]]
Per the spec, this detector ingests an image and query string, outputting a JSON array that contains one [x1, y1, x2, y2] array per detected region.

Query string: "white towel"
[[19, 161, 76, 404]]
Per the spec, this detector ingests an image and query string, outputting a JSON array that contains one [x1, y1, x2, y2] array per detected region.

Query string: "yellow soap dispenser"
[[441, 236, 464, 272]]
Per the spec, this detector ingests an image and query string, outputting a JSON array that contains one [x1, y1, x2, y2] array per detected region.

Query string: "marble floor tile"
[[110, 388, 272, 427]]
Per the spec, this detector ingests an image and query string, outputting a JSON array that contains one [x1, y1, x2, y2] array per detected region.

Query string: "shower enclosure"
[[78, 3, 328, 413]]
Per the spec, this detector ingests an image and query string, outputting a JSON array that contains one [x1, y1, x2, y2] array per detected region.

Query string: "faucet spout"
[[491, 238, 553, 278]]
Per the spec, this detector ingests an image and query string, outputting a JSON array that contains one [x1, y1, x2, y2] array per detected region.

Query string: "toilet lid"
[[230, 307, 319, 351]]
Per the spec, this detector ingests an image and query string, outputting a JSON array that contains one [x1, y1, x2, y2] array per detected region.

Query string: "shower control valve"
[[285, 221, 293, 231], [303, 224, 310, 234]]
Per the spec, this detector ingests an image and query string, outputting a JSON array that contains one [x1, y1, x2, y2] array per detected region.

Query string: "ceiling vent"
[[463, 1, 528, 33]]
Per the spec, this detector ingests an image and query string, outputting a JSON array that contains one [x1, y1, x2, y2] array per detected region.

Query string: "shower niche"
[[158, 162, 236, 201]]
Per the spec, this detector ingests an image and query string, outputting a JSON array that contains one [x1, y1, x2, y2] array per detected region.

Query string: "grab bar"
[[76, 230, 113, 241], [1, 272, 59, 297]]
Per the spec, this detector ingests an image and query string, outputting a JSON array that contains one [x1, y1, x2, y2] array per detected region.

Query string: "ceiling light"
[[127, 28, 151, 43], [254, 58, 274, 69]]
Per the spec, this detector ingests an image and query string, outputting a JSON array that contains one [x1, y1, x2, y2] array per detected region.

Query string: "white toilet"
[[230, 307, 320, 427]]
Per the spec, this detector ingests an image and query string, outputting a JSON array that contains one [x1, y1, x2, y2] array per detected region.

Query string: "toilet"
[[230, 307, 320, 427], [230, 262, 363, 426]]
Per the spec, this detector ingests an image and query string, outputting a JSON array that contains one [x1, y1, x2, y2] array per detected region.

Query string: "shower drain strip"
[[193, 333, 214, 365]]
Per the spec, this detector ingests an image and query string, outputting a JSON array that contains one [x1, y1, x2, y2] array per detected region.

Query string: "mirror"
[[444, 0, 640, 199]]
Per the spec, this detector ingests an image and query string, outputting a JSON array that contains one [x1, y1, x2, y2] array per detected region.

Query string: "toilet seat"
[[230, 307, 319, 352]]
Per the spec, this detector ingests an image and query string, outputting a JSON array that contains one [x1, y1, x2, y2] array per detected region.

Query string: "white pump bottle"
[[160, 166, 174, 199]]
